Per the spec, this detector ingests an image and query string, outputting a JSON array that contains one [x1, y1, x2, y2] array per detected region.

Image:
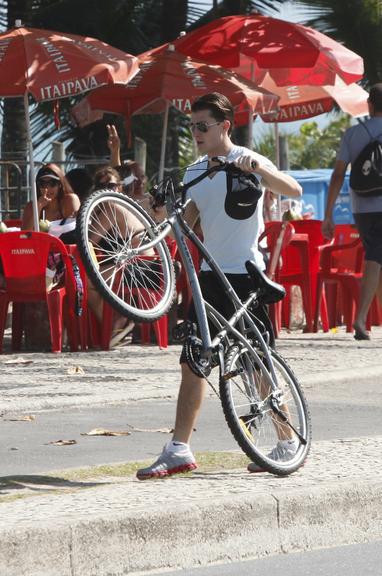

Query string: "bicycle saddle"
[[245, 260, 286, 304]]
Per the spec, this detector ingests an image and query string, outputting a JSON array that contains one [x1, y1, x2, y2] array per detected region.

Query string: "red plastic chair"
[[280, 219, 330, 332], [137, 238, 178, 348], [3, 219, 22, 229], [259, 221, 295, 337], [66, 244, 120, 351], [82, 238, 178, 351], [65, 244, 93, 351], [314, 226, 363, 332], [0, 231, 75, 353]]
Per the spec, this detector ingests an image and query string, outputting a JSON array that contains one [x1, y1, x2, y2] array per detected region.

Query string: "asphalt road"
[[2, 393, 382, 476], [149, 540, 382, 576]]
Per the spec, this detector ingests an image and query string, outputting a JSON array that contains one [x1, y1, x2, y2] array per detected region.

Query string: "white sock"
[[279, 439, 298, 449], [167, 440, 190, 453]]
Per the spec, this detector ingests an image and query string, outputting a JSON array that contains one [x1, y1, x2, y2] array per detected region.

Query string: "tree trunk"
[[159, 0, 188, 176], [1, 0, 30, 218]]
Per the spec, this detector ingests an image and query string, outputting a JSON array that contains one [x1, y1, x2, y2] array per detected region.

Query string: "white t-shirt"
[[184, 145, 276, 273]]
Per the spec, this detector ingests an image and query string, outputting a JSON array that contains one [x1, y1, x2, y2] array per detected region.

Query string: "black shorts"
[[179, 270, 274, 363], [353, 212, 382, 266]]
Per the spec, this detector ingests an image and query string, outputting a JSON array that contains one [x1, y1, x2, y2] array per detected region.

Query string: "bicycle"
[[76, 159, 311, 476]]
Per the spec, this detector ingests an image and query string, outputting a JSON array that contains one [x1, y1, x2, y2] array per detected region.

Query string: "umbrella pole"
[[248, 105, 254, 149], [24, 93, 39, 231], [158, 101, 170, 184], [274, 121, 283, 220]]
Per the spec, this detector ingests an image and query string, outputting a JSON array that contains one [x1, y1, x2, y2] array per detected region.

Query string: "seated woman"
[[22, 164, 80, 231]]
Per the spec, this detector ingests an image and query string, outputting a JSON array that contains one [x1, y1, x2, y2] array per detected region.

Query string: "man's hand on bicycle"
[[232, 153, 258, 174]]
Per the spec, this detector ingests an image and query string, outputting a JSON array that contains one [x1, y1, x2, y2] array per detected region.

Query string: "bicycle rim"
[[220, 346, 311, 475], [76, 190, 175, 321]]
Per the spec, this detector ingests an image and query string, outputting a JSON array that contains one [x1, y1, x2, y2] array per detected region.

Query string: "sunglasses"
[[96, 181, 121, 190], [189, 121, 221, 133], [38, 179, 59, 188]]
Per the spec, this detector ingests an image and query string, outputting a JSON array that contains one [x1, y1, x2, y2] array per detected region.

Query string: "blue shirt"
[[337, 117, 382, 214]]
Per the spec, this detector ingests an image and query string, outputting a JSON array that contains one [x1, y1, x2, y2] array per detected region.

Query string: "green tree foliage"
[[288, 116, 352, 169], [254, 115, 352, 170], [0, 0, 287, 180]]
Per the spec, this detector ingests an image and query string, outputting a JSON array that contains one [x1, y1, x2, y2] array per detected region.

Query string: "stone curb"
[[1, 480, 382, 576], [1, 436, 382, 575]]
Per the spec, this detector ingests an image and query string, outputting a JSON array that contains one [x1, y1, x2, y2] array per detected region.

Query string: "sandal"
[[110, 321, 135, 348]]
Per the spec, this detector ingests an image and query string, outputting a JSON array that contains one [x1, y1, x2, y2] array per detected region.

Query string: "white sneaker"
[[247, 440, 298, 473], [136, 442, 197, 480]]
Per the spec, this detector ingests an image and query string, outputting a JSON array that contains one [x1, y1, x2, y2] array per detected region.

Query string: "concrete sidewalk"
[[1, 327, 382, 575]]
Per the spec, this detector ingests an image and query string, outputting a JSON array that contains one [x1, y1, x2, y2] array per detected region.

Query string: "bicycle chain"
[[183, 336, 222, 398]]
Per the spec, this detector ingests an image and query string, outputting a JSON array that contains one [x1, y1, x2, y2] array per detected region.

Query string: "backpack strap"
[[358, 121, 382, 142]]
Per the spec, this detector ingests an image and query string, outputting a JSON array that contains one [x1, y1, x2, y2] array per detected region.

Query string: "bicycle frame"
[[133, 166, 279, 389], [136, 187, 277, 389], [170, 214, 278, 389]]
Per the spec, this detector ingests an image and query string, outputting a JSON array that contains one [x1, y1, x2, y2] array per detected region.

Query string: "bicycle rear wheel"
[[220, 346, 311, 475], [76, 190, 175, 322]]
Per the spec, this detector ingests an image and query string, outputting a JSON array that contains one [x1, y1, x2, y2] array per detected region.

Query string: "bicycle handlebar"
[[150, 156, 257, 209]]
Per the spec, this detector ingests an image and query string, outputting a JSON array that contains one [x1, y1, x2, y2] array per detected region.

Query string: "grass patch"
[[0, 452, 251, 503], [49, 451, 251, 482]]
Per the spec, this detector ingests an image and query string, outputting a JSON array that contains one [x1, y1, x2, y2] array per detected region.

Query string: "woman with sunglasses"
[[93, 166, 123, 193], [22, 163, 80, 231]]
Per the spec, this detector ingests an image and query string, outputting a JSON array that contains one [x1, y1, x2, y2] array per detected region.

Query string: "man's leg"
[[354, 260, 382, 334], [136, 363, 206, 480], [173, 363, 207, 443]]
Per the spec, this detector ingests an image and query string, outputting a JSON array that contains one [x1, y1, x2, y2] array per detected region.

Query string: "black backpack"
[[350, 123, 382, 197]]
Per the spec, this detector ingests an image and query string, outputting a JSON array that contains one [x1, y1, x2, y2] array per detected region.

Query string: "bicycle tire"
[[76, 189, 176, 322], [220, 346, 311, 476]]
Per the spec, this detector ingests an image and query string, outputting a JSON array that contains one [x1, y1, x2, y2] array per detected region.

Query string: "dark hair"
[[66, 168, 94, 202], [191, 92, 234, 135], [369, 83, 382, 113], [94, 166, 121, 189], [36, 163, 74, 201]]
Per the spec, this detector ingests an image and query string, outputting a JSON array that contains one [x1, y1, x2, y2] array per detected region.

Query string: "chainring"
[[184, 336, 212, 378]]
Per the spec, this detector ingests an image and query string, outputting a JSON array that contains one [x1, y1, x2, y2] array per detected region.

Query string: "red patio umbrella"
[[258, 75, 369, 123], [173, 14, 364, 87], [0, 21, 139, 229], [77, 45, 279, 181]]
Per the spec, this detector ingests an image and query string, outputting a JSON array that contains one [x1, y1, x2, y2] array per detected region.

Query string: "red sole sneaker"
[[136, 462, 197, 481]]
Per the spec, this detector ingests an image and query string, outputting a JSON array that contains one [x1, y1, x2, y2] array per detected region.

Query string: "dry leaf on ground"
[[67, 366, 85, 375], [2, 357, 33, 365], [81, 428, 131, 437], [3, 415, 35, 422], [126, 425, 196, 434], [126, 425, 173, 433], [47, 439, 77, 446]]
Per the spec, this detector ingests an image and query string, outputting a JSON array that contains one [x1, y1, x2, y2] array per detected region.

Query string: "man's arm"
[[233, 152, 302, 198], [322, 160, 347, 240]]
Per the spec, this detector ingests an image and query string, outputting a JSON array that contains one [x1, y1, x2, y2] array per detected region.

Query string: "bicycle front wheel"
[[76, 190, 175, 322], [220, 346, 311, 476]]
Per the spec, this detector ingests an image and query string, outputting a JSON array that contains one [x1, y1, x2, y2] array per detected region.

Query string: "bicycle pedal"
[[221, 367, 244, 381]]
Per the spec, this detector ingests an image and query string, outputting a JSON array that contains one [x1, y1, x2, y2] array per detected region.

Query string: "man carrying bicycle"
[[137, 92, 302, 480]]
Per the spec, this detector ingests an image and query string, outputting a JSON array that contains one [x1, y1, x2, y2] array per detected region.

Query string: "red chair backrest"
[[332, 224, 361, 272], [0, 231, 69, 298], [283, 219, 328, 275]]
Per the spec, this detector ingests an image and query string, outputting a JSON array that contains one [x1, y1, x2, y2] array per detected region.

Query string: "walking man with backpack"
[[322, 83, 382, 340]]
